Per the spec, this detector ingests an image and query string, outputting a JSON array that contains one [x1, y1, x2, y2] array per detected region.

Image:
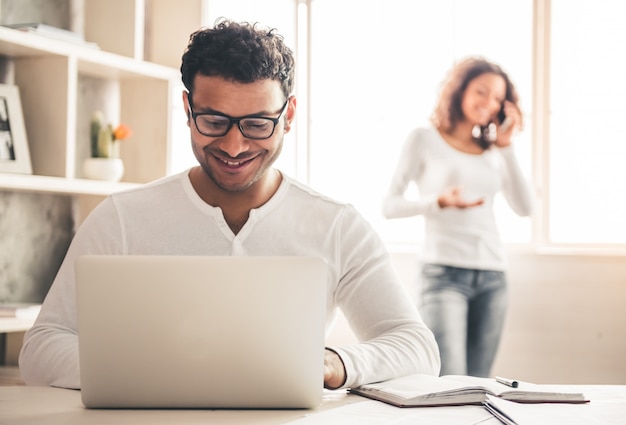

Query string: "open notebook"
[[75, 255, 328, 409], [350, 374, 588, 407]]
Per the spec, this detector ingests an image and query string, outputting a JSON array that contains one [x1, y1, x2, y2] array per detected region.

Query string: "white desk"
[[2, 384, 626, 424], [0, 317, 35, 366], [0, 317, 35, 334]]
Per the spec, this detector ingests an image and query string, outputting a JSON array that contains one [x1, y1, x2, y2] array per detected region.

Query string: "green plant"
[[90, 111, 132, 158]]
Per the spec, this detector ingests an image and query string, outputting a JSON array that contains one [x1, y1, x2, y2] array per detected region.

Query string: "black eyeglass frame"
[[187, 92, 289, 140]]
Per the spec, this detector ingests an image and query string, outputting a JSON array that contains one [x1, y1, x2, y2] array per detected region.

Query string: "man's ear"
[[284, 96, 296, 133], [182, 91, 191, 123]]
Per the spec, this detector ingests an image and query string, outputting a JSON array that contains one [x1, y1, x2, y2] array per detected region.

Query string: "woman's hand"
[[494, 101, 521, 148], [438, 186, 485, 209]]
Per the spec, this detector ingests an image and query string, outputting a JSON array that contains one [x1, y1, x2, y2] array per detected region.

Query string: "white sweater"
[[20, 169, 440, 389], [383, 127, 533, 271]]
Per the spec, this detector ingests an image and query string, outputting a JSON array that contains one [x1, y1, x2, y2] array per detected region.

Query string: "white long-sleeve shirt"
[[383, 127, 533, 271], [20, 169, 440, 390]]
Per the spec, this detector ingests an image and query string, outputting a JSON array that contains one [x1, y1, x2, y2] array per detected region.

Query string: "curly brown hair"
[[181, 18, 295, 100]]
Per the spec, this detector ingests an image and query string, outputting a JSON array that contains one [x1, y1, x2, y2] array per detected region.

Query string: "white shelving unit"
[[0, 24, 178, 182], [0, 0, 203, 224]]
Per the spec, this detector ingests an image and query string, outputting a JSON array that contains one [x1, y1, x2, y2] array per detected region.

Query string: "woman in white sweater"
[[382, 57, 533, 377]]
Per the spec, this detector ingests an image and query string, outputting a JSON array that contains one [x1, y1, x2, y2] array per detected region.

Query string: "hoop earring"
[[471, 125, 482, 139]]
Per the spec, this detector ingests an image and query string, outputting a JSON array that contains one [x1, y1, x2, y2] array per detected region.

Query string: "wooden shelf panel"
[[0, 27, 178, 82], [0, 173, 141, 196]]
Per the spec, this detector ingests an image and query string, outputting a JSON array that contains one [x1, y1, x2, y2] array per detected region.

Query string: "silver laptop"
[[75, 255, 328, 409]]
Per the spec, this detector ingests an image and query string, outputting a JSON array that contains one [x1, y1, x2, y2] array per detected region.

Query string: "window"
[[308, 0, 532, 246], [548, 0, 626, 245], [193, 0, 626, 251]]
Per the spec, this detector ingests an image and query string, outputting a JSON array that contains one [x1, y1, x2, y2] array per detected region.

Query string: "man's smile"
[[211, 152, 260, 170]]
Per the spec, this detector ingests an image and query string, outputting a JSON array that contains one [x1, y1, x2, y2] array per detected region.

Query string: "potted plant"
[[83, 111, 132, 182]]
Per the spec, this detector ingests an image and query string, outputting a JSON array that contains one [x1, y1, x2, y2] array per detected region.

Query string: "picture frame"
[[0, 83, 32, 174]]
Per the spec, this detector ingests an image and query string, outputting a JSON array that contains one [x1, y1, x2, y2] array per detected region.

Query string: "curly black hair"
[[181, 18, 295, 100]]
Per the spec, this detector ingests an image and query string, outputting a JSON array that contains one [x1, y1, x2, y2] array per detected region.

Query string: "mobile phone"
[[498, 102, 513, 132], [500, 116, 513, 132], [497, 102, 507, 124]]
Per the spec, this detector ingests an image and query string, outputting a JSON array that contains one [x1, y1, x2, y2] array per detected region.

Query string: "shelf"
[[0, 26, 179, 81], [0, 1, 190, 218], [0, 173, 141, 196]]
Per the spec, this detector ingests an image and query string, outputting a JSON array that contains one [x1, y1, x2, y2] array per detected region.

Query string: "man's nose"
[[218, 125, 249, 157]]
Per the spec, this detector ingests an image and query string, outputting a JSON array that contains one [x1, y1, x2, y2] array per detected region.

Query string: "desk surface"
[[4, 386, 364, 425], [3, 384, 626, 425], [0, 317, 35, 333]]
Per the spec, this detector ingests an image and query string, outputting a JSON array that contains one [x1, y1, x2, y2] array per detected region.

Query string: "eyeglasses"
[[187, 94, 289, 140]]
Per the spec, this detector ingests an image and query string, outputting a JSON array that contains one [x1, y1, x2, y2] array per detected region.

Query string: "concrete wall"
[[0, 191, 73, 303]]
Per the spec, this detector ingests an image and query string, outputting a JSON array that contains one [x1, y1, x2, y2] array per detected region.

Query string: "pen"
[[495, 376, 519, 388]]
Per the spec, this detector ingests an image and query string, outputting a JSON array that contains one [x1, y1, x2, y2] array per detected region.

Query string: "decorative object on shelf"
[[83, 157, 125, 182], [0, 84, 32, 175], [82, 111, 132, 182], [2, 23, 100, 49]]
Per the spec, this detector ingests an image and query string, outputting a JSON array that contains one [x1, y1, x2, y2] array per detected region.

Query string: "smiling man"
[[184, 76, 290, 234], [19, 19, 440, 391]]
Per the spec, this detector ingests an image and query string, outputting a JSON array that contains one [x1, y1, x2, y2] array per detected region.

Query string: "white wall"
[[326, 249, 626, 385], [494, 250, 626, 384]]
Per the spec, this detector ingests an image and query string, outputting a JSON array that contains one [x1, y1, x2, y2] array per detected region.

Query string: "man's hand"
[[323, 349, 346, 389], [438, 186, 484, 209]]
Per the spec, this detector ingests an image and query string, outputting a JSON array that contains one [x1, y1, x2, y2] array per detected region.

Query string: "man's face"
[[184, 75, 294, 193]]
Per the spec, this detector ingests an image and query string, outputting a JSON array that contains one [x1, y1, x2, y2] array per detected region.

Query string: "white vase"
[[83, 157, 124, 182]]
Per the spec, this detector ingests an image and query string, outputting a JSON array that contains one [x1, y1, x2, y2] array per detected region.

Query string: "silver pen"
[[495, 376, 519, 388]]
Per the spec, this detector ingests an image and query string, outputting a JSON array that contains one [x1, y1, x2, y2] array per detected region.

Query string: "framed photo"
[[0, 84, 32, 174]]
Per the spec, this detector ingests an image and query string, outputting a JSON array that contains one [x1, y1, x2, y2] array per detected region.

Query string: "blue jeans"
[[419, 264, 507, 377]]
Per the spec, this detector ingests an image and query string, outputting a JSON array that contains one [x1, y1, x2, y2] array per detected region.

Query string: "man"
[[19, 19, 440, 390]]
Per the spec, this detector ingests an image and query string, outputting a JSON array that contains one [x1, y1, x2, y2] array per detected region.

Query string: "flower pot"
[[83, 157, 124, 182]]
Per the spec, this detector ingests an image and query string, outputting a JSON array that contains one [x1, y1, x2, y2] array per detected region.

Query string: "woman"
[[382, 57, 533, 377]]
